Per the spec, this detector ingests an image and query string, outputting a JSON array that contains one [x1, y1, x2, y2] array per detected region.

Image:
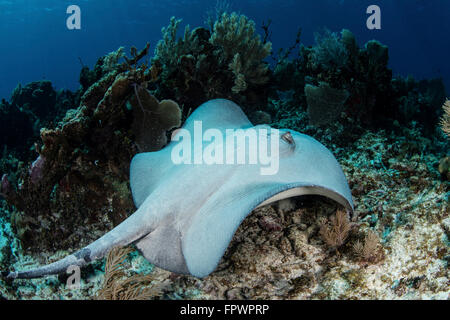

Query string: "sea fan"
[[319, 209, 351, 251], [96, 246, 165, 300]]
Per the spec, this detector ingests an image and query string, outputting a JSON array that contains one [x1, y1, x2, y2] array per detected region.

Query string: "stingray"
[[5, 99, 353, 280]]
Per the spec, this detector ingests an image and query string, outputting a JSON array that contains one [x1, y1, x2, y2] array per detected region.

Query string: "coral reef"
[[11, 81, 78, 125], [11, 81, 57, 120], [152, 13, 272, 116], [0, 11, 274, 254], [0, 99, 34, 154], [0, 81, 78, 156], [0, 115, 448, 300], [273, 28, 446, 141], [393, 77, 447, 135], [0, 44, 178, 252], [0, 15, 448, 300]]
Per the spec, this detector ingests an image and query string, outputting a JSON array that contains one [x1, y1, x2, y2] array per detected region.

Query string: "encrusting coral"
[[154, 17, 204, 75]]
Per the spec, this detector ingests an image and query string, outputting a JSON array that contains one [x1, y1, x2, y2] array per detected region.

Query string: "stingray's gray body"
[[6, 99, 353, 280]]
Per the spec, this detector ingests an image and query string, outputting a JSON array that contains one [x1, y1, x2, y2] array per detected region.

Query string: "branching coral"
[[96, 246, 165, 300], [155, 16, 183, 69], [205, 0, 233, 31], [152, 17, 220, 108], [353, 230, 384, 263], [154, 17, 204, 76], [102, 47, 125, 74], [79, 44, 151, 94], [319, 209, 351, 252], [210, 12, 272, 93], [152, 13, 271, 111], [440, 99, 450, 138], [311, 29, 349, 71]]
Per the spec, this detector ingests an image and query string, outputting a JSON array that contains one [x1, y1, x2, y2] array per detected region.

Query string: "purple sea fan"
[[29, 155, 46, 185]]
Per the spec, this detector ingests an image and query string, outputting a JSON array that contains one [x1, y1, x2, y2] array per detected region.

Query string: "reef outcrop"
[[1, 44, 180, 252]]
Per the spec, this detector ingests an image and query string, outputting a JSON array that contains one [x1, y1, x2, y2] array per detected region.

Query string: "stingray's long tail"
[[5, 206, 151, 280]]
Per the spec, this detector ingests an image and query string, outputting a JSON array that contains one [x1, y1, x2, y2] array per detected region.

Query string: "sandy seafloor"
[[0, 124, 449, 300]]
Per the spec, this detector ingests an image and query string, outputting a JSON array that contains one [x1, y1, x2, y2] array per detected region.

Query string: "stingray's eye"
[[281, 132, 295, 146]]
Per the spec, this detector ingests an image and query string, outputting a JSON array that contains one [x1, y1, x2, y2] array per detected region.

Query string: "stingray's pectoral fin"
[[181, 183, 353, 278], [134, 219, 190, 275]]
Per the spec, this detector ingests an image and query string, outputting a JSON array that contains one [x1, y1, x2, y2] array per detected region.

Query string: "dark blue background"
[[0, 0, 448, 99]]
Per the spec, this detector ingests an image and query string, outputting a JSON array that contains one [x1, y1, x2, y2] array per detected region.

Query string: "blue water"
[[0, 0, 449, 99]]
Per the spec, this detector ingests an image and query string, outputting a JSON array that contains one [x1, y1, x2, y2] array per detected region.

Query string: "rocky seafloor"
[[0, 123, 448, 300]]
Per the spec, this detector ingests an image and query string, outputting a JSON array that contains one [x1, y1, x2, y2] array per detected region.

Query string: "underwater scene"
[[0, 0, 449, 301]]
